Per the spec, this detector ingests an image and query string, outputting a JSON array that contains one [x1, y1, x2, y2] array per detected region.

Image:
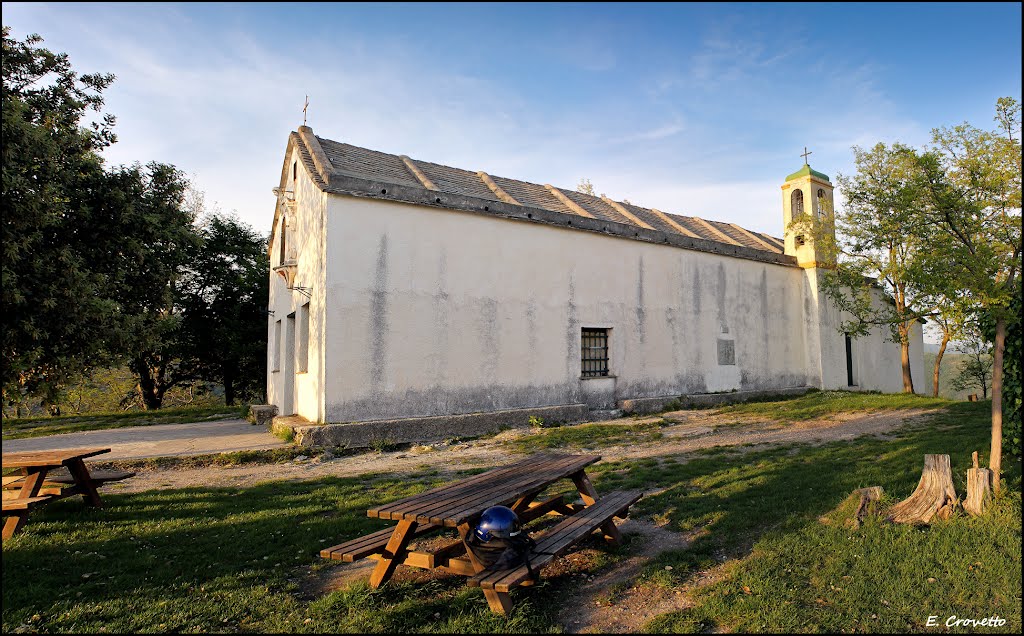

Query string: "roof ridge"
[[544, 184, 596, 219], [399, 155, 439, 191]]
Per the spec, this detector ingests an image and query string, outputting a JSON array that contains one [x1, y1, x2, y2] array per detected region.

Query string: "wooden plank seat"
[[320, 523, 444, 562], [37, 469, 135, 485], [2, 476, 26, 490], [3, 470, 134, 496], [467, 490, 642, 592], [2, 495, 54, 512]]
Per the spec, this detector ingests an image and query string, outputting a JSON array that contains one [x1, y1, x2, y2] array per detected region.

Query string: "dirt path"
[[555, 518, 700, 633], [106, 407, 940, 495], [3, 418, 286, 460]]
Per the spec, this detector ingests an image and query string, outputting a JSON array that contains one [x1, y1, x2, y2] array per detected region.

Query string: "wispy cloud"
[[3, 2, 1017, 239], [609, 119, 686, 144]]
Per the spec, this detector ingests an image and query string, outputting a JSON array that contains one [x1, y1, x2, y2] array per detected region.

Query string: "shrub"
[[662, 398, 683, 412]]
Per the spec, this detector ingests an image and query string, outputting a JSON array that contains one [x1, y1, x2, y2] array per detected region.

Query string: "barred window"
[[791, 189, 804, 216], [581, 328, 609, 377]]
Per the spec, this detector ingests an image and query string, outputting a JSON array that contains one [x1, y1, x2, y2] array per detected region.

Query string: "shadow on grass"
[[1, 468, 580, 633]]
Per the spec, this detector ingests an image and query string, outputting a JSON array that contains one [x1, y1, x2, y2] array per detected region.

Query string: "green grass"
[[90, 447, 335, 473], [582, 401, 1020, 633], [506, 420, 670, 454], [1, 405, 240, 440], [1, 473, 570, 633], [713, 389, 954, 423], [3, 399, 1019, 633]]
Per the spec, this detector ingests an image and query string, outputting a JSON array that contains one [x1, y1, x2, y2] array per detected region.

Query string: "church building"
[[265, 126, 923, 442]]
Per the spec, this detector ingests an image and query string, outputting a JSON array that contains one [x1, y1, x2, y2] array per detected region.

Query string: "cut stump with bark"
[[887, 454, 959, 524], [819, 486, 884, 528], [852, 486, 884, 527], [964, 451, 993, 517]]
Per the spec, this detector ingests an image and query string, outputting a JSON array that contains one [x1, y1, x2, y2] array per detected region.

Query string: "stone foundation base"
[[248, 404, 278, 427], [280, 403, 590, 449], [619, 386, 811, 414], [269, 387, 813, 448]]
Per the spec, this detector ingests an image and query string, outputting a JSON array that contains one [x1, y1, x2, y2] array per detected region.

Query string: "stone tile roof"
[[282, 128, 791, 265]]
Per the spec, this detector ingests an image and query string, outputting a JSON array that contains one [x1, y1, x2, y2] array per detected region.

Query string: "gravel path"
[[1, 419, 287, 460], [104, 407, 941, 495]]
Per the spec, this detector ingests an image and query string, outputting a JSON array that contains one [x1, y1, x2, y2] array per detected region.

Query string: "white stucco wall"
[[266, 145, 329, 420], [321, 195, 821, 424], [805, 269, 925, 393]]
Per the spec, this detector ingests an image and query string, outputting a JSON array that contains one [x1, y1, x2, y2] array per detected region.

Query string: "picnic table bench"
[[2, 447, 134, 539], [320, 452, 641, 614]]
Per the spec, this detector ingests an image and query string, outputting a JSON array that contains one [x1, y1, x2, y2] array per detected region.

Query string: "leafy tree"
[[915, 97, 1022, 489], [924, 289, 974, 398], [177, 209, 269, 406], [107, 163, 201, 410], [3, 28, 269, 414], [980, 292, 1021, 460], [576, 178, 595, 195], [812, 143, 937, 393], [950, 329, 993, 399], [1, 26, 119, 410]]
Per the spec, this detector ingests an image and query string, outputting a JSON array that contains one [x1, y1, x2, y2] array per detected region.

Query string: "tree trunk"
[[224, 372, 236, 407], [132, 357, 164, 411], [887, 454, 958, 524], [964, 451, 993, 516], [990, 318, 1005, 493], [899, 327, 915, 393], [932, 331, 950, 398]]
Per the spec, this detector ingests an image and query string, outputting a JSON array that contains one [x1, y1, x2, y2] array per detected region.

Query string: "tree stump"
[[964, 451, 993, 516], [887, 454, 959, 524], [819, 486, 885, 528], [853, 487, 885, 527]]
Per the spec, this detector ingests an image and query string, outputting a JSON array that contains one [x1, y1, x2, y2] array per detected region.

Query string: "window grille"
[[581, 328, 609, 377]]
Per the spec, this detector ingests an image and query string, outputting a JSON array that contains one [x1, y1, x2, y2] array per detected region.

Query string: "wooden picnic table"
[[320, 452, 641, 614], [2, 447, 133, 539]]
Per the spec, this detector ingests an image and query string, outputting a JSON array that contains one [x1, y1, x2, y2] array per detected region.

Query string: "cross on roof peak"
[[801, 146, 812, 165]]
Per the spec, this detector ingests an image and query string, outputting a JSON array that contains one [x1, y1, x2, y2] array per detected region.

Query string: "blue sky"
[[3, 2, 1021, 237]]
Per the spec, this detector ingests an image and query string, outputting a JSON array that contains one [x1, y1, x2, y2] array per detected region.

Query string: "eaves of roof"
[[271, 128, 797, 269]]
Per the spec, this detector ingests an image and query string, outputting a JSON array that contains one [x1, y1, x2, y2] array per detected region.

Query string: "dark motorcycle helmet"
[[474, 505, 522, 542]]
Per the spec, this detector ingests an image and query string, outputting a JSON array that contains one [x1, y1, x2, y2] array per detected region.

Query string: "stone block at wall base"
[[284, 404, 589, 449], [619, 386, 812, 415], [248, 404, 278, 427]]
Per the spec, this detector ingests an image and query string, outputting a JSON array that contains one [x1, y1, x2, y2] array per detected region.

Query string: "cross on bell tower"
[[801, 146, 812, 165]]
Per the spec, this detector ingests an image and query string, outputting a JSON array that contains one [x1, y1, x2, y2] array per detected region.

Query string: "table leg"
[[458, 522, 514, 615], [2, 468, 47, 540], [509, 493, 538, 515], [368, 519, 417, 589], [66, 459, 103, 507], [571, 471, 623, 546]]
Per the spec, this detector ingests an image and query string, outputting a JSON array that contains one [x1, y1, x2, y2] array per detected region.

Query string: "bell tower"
[[781, 148, 835, 269]]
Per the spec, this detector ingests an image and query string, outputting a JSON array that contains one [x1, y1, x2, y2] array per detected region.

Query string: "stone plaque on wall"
[[717, 338, 736, 366]]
